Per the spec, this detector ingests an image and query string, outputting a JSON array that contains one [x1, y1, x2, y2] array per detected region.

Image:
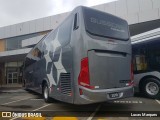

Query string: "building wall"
[[0, 12, 69, 40], [0, 0, 159, 40], [93, 0, 160, 25]]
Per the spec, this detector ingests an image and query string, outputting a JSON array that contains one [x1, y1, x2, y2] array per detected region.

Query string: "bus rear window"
[[83, 7, 129, 41]]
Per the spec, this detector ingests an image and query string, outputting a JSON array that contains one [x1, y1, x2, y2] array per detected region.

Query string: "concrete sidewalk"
[[0, 83, 26, 93]]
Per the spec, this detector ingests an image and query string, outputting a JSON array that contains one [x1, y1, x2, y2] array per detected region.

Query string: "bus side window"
[[73, 13, 79, 30], [42, 29, 58, 55], [24, 48, 37, 67], [58, 17, 73, 46]]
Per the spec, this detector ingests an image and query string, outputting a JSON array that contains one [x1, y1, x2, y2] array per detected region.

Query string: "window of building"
[[6, 38, 22, 50]]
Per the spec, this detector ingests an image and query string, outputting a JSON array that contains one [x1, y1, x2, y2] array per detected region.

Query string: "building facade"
[[0, 0, 160, 85]]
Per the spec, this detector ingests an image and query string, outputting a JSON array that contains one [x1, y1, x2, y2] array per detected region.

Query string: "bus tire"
[[141, 78, 160, 99], [43, 83, 51, 103]]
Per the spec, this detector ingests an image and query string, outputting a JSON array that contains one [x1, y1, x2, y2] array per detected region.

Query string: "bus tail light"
[[78, 57, 94, 89], [79, 89, 83, 95]]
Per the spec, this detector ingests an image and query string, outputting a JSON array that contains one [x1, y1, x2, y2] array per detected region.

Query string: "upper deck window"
[[83, 7, 129, 41]]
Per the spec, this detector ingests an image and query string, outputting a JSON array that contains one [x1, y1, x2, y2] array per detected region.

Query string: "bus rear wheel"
[[142, 78, 160, 99], [43, 83, 51, 103]]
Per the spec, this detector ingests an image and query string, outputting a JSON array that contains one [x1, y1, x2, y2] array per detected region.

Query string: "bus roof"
[[131, 28, 160, 44]]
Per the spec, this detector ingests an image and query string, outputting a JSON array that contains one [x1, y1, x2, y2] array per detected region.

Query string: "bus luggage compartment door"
[[88, 50, 130, 89]]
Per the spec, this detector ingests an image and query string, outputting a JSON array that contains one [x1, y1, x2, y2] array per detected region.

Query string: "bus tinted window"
[[83, 7, 129, 40], [58, 16, 73, 46], [25, 41, 43, 67]]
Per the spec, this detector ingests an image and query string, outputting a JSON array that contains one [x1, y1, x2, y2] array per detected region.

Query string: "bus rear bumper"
[[74, 86, 134, 104]]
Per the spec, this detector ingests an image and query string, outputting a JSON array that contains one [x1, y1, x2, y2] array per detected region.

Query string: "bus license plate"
[[109, 92, 119, 98]]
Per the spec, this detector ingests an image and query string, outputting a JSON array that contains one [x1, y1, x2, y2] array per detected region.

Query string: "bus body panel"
[[23, 6, 133, 104], [52, 45, 74, 103], [24, 15, 75, 103], [71, 7, 133, 104], [88, 50, 131, 89], [74, 86, 133, 104], [44, 30, 74, 103]]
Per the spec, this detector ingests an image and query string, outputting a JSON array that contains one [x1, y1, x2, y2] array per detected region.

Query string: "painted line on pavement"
[[155, 99, 160, 104], [30, 98, 44, 100], [87, 104, 101, 120], [1, 97, 31, 105], [114, 100, 143, 104], [0, 96, 9, 99], [10, 104, 51, 120], [32, 104, 51, 111], [97, 118, 108, 120]]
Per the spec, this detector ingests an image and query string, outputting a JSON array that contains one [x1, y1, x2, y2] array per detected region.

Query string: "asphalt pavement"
[[0, 89, 159, 120]]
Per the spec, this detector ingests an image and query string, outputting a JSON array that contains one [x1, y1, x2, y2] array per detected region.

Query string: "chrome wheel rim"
[[44, 86, 48, 99], [146, 82, 159, 95]]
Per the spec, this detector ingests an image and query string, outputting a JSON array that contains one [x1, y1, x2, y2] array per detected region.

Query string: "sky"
[[0, 0, 117, 27]]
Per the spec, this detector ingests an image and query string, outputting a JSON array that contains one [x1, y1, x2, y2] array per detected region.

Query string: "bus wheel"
[[43, 83, 50, 103], [142, 78, 160, 99]]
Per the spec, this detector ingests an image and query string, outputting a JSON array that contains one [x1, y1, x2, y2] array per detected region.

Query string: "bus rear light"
[[70, 92, 72, 96], [79, 89, 83, 95], [78, 57, 94, 89], [131, 63, 134, 80], [50, 85, 54, 92], [128, 81, 134, 86]]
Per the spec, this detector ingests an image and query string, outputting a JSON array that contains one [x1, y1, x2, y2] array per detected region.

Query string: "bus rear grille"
[[60, 73, 72, 96]]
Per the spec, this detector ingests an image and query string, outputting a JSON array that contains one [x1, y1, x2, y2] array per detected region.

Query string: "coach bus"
[[132, 28, 160, 99], [23, 6, 133, 104]]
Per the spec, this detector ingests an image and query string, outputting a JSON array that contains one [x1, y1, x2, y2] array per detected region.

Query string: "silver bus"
[[23, 6, 133, 104], [132, 28, 160, 99]]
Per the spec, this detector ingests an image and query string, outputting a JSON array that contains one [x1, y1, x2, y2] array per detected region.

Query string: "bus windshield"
[[83, 7, 129, 41]]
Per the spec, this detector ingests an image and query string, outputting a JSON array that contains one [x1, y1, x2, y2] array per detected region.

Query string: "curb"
[[0, 89, 27, 93]]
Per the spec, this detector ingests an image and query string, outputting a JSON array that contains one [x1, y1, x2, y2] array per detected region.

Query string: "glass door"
[[7, 72, 18, 84], [13, 72, 18, 83], [7, 73, 13, 84]]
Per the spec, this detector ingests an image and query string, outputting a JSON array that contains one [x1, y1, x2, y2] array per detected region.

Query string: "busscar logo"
[[90, 17, 125, 33], [2, 112, 11, 117]]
